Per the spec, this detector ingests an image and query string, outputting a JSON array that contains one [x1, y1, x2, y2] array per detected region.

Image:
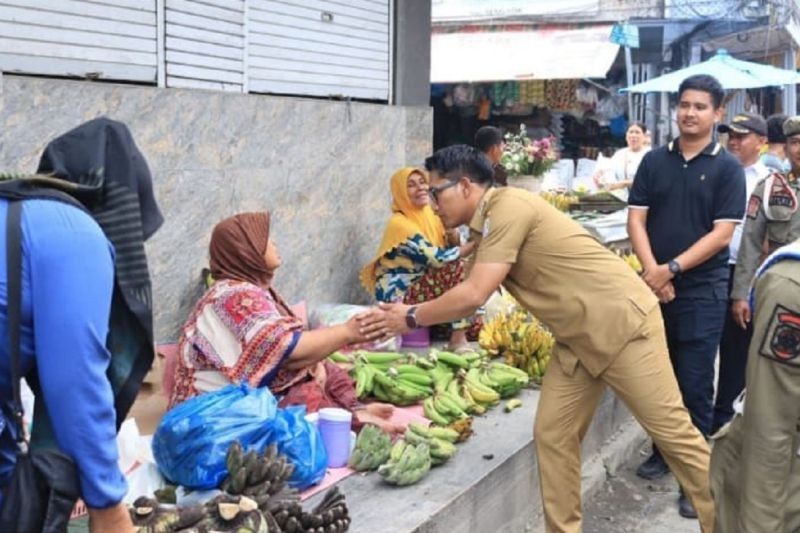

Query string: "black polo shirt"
[[628, 139, 746, 297]]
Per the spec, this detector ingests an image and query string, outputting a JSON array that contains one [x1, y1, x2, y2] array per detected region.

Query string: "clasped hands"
[[641, 263, 676, 304], [347, 303, 413, 344]]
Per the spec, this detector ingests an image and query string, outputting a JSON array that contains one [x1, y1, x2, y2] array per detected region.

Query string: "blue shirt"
[[0, 199, 127, 509], [629, 140, 746, 297]]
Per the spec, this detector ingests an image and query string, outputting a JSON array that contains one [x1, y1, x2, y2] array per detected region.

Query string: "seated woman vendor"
[[360, 167, 478, 351], [169, 212, 401, 433]]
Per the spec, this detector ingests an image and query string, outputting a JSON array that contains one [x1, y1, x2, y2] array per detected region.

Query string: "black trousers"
[[712, 264, 753, 433]]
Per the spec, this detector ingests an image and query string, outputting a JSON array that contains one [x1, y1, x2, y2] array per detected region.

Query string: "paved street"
[[583, 441, 700, 533]]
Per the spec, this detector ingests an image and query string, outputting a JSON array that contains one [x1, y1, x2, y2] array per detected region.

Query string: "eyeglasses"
[[428, 179, 460, 203]]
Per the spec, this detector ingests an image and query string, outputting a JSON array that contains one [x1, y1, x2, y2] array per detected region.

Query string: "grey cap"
[[783, 116, 800, 138]]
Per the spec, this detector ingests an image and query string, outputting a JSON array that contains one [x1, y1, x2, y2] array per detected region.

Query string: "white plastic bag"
[[117, 419, 166, 503], [310, 304, 399, 352]]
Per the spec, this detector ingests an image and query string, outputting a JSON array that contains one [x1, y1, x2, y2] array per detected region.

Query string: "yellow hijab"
[[360, 167, 446, 292]]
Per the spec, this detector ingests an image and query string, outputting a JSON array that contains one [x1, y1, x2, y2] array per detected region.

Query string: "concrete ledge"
[[307, 388, 646, 533]]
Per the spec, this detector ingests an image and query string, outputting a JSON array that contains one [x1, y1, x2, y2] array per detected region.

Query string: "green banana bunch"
[[378, 440, 432, 486], [463, 368, 501, 406], [328, 351, 351, 364], [348, 424, 391, 471], [430, 348, 471, 369], [405, 424, 458, 466], [371, 367, 433, 406], [430, 438, 458, 466], [430, 362, 456, 393], [422, 388, 473, 426], [480, 362, 529, 398], [352, 363, 377, 399], [356, 351, 406, 369]]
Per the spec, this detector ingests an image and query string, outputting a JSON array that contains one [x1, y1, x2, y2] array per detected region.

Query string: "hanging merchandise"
[[491, 82, 506, 105], [477, 94, 491, 121], [491, 81, 520, 108], [595, 85, 627, 125], [453, 83, 476, 107], [509, 81, 520, 105], [576, 84, 599, 112], [531, 80, 546, 106], [545, 80, 580, 111], [549, 112, 565, 152], [519, 81, 545, 105]]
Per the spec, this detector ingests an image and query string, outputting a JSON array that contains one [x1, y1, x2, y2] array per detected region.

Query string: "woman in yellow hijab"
[[360, 167, 476, 350]]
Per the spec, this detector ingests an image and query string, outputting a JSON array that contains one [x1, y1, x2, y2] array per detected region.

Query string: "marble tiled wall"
[[0, 75, 432, 341]]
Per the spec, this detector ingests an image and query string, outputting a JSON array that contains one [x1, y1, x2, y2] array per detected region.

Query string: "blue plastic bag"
[[270, 405, 328, 490], [152, 384, 327, 490]]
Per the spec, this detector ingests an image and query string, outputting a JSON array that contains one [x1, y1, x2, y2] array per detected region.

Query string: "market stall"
[[430, 24, 631, 164]]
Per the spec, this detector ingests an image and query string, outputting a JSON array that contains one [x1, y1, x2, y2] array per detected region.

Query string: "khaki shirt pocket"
[[767, 219, 792, 246]]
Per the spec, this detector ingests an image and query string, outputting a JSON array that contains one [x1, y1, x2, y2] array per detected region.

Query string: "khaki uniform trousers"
[[710, 414, 800, 532], [534, 307, 713, 533], [711, 261, 800, 533]]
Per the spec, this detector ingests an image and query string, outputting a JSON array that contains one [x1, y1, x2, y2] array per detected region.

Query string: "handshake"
[[344, 303, 414, 344]]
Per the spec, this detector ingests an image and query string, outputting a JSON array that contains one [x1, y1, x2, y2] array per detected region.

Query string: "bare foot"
[[446, 329, 470, 353], [365, 403, 394, 420], [356, 411, 405, 434]]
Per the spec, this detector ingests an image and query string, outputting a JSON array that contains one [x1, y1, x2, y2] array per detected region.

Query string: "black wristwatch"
[[405, 306, 419, 329], [668, 259, 682, 277]]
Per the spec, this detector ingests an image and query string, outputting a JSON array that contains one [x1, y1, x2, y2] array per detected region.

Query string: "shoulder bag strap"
[[6, 200, 27, 451]]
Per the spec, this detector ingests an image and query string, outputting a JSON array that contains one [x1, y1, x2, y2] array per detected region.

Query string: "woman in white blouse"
[[593, 122, 650, 200]]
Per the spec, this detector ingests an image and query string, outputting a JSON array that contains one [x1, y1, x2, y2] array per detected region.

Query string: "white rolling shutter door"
[[0, 0, 157, 82]]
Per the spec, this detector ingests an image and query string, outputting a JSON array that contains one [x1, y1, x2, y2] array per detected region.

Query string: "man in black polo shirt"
[[627, 74, 746, 518]]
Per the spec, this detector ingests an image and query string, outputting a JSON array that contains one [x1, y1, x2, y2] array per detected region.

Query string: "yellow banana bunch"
[[539, 191, 579, 211], [618, 251, 643, 273], [479, 298, 554, 383]]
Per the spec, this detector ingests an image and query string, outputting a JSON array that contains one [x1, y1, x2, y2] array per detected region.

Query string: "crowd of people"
[[0, 73, 798, 533]]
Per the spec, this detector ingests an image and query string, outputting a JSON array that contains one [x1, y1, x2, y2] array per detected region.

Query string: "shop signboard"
[[432, 0, 600, 21], [609, 23, 640, 49]]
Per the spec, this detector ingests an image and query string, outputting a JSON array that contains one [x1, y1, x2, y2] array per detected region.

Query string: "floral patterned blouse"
[[372, 233, 460, 302], [169, 279, 309, 407]]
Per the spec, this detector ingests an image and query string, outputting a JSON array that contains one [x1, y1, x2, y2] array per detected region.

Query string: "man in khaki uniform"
[[731, 116, 800, 330], [359, 145, 714, 533], [711, 239, 800, 532]]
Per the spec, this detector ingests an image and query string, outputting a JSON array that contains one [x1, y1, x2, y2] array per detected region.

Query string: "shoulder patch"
[[759, 304, 800, 366], [483, 217, 490, 238], [768, 177, 798, 209], [746, 194, 762, 219]]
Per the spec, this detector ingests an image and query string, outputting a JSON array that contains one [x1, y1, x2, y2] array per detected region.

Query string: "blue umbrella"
[[622, 49, 800, 93]]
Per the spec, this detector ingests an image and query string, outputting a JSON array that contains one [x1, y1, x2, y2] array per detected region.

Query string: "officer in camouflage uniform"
[[731, 116, 800, 331], [711, 239, 800, 532]]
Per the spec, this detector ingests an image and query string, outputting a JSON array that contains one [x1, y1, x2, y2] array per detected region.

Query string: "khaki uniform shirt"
[[732, 172, 800, 300], [469, 187, 658, 377]]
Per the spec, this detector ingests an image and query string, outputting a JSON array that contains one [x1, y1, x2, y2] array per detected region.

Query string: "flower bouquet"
[[501, 124, 558, 179]]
